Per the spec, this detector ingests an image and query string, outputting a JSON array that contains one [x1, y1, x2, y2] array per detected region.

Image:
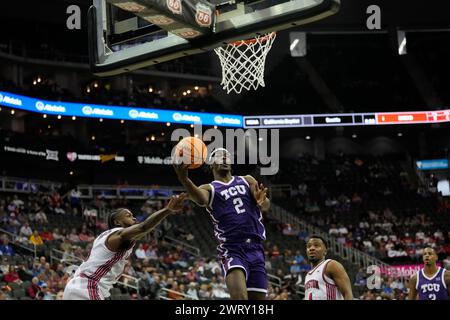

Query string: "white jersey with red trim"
[[304, 259, 343, 300], [65, 227, 134, 299]]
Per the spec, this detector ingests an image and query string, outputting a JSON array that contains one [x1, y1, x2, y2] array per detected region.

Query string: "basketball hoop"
[[214, 32, 276, 94]]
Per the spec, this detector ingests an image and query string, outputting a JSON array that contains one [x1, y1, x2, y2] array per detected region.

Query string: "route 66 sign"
[[167, 0, 182, 15], [144, 15, 175, 26], [114, 2, 146, 13], [172, 28, 201, 39], [195, 3, 212, 27]]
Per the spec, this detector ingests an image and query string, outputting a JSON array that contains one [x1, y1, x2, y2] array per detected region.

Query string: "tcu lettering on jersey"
[[421, 283, 441, 293], [220, 185, 246, 200]]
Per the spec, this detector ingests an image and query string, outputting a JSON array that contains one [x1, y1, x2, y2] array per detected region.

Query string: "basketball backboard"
[[88, 0, 340, 76]]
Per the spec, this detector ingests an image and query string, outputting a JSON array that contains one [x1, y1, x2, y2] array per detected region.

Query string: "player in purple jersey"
[[174, 148, 270, 300], [408, 247, 450, 300]]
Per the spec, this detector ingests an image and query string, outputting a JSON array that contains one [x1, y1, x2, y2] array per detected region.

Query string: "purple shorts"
[[218, 240, 267, 294]]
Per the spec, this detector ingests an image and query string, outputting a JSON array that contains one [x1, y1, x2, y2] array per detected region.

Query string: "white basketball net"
[[214, 32, 276, 94]]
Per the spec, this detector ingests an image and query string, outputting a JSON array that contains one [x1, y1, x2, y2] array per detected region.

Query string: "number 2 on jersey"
[[233, 197, 246, 214]]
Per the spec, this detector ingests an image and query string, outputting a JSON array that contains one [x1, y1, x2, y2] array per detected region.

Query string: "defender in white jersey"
[[63, 193, 187, 300], [304, 236, 353, 300]]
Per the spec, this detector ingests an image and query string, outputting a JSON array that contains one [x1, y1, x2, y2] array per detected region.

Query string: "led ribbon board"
[[2, 90, 449, 129], [416, 159, 449, 171], [0, 91, 242, 127]]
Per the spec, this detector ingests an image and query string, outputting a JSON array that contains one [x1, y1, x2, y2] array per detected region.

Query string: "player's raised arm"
[[326, 260, 353, 300], [174, 163, 211, 206], [243, 175, 270, 212], [107, 193, 187, 250], [408, 273, 418, 300]]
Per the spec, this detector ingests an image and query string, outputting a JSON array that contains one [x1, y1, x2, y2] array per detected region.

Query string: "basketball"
[[174, 136, 207, 169]]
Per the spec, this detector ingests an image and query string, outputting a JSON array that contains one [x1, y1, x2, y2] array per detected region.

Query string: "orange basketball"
[[174, 136, 207, 169]]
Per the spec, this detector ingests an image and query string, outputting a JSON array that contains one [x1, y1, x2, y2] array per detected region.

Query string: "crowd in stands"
[[235, 33, 450, 115], [0, 187, 306, 300], [267, 153, 450, 299], [115, 238, 306, 300], [355, 271, 409, 300], [4, 17, 450, 116], [270, 154, 450, 262], [325, 210, 450, 263], [0, 75, 225, 114], [1, 151, 450, 300]]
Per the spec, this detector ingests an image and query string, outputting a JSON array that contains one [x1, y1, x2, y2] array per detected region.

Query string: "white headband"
[[208, 148, 231, 163]]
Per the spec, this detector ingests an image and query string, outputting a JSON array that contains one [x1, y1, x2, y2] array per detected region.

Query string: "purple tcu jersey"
[[207, 176, 266, 244], [416, 267, 449, 300]]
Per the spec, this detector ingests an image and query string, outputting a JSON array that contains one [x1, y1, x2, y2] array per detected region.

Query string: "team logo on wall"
[[67, 152, 78, 162], [172, 28, 201, 39], [144, 15, 175, 26], [82, 106, 93, 115], [114, 2, 146, 13], [129, 109, 139, 118], [195, 3, 212, 27], [214, 116, 223, 124], [46, 150, 59, 161], [167, 0, 182, 15], [35, 101, 45, 111], [173, 113, 182, 121]]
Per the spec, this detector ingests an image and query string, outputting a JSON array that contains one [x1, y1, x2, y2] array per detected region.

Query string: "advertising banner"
[[0, 91, 242, 127]]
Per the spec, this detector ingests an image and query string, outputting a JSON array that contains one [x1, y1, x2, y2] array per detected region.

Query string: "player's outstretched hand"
[[173, 163, 190, 180], [253, 182, 268, 206], [166, 193, 188, 213]]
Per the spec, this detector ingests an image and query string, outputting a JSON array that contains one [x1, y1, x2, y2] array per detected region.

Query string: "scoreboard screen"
[[244, 110, 450, 128]]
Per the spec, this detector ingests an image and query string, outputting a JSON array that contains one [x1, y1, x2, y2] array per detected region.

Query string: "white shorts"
[[63, 276, 105, 300]]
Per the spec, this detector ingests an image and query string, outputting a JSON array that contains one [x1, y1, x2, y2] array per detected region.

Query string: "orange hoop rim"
[[228, 32, 276, 47]]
